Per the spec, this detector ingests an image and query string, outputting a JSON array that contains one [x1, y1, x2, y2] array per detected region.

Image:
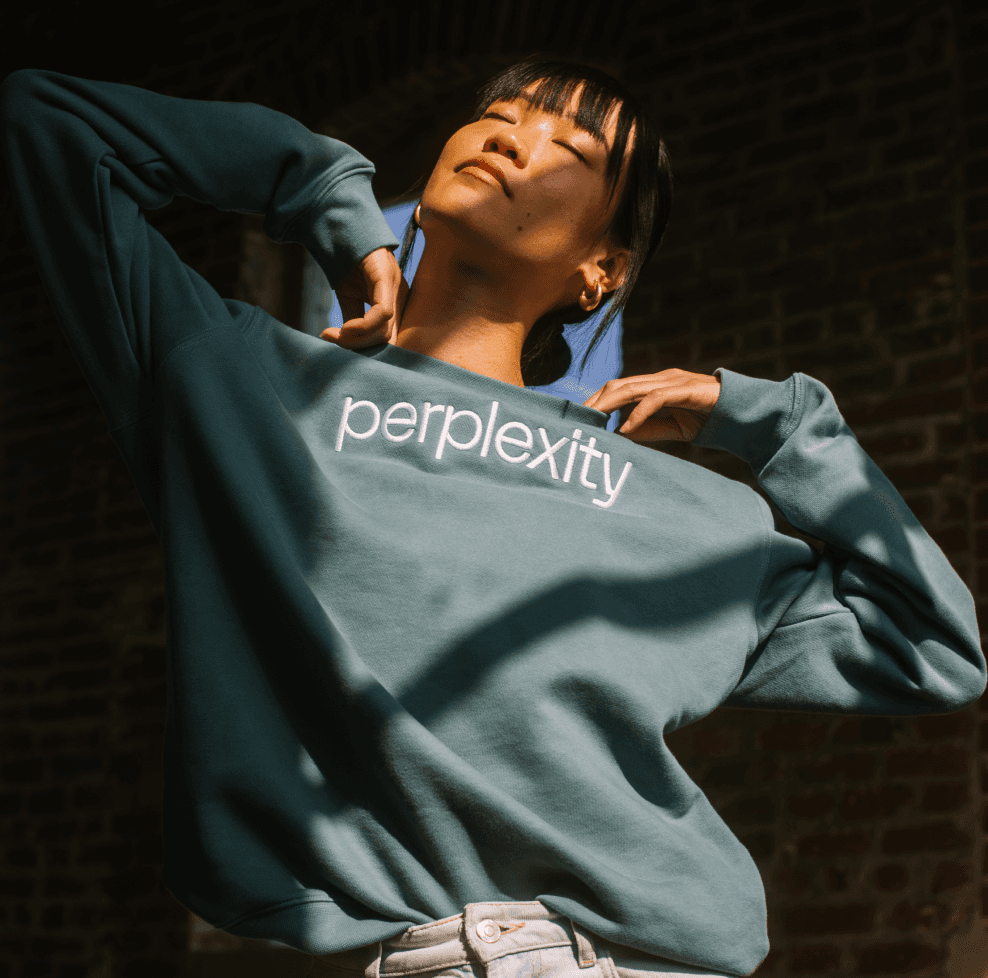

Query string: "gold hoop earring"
[[587, 280, 603, 309], [414, 203, 422, 228]]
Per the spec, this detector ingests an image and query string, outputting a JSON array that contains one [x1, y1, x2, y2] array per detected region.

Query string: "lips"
[[456, 157, 511, 197]]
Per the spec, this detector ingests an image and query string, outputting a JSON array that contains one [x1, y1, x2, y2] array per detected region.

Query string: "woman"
[[2, 59, 984, 978]]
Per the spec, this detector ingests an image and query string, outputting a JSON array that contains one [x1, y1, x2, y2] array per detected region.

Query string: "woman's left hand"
[[583, 368, 722, 444]]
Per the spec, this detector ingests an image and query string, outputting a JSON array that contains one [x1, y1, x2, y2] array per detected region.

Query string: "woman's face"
[[416, 81, 631, 301]]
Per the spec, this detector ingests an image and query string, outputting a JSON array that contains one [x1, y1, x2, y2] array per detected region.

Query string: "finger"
[[366, 260, 407, 344], [620, 396, 707, 442], [584, 374, 675, 413], [320, 304, 390, 349], [583, 380, 625, 410], [618, 376, 720, 427], [333, 260, 365, 324], [366, 265, 399, 320], [619, 387, 704, 434], [584, 387, 614, 412], [337, 292, 366, 327], [618, 388, 672, 432], [337, 302, 392, 349], [342, 298, 389, 332], [341, 253, 398, 338], [321, 322, 388, 349], [581, 372, 649, 410], [619, 414, 691, 444], [586, 377, 668, 416]]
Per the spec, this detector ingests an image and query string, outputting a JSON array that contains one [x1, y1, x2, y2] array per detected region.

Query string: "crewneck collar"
[[359, 342, 610, 430]]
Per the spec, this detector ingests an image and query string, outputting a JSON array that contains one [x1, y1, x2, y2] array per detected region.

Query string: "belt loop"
[[365, 940, 383, 978], [568, 919, 596, 969]]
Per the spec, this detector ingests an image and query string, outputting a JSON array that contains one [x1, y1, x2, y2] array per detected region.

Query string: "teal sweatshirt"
[[2, 69, 984, 978]]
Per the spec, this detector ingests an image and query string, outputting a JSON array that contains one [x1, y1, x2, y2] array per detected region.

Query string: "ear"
[[599, 247, 630, 293], [577, 245, 631, 312]]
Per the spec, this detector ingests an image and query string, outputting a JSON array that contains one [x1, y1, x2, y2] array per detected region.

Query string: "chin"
[[420, 191, 571, 274], [423, 200, 521, 253]]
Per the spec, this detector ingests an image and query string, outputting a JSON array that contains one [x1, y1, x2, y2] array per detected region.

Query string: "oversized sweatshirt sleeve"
[[0, 68, 399, 430], [692, 368, 986, 715]]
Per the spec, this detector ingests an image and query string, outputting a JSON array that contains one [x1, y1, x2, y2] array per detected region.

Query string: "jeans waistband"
[[313, 901, 599, 978]]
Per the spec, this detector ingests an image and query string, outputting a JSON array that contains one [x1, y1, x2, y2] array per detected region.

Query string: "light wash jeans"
[[308, 901, 734, 978]]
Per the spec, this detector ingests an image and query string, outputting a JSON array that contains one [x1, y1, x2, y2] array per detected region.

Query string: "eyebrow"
[[494, 92, 609, 147]]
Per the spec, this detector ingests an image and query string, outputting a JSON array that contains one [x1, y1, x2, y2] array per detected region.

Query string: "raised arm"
[[0, 68, 399, 430], [588, 366, 985, 715], [703, 368, 985, 714]]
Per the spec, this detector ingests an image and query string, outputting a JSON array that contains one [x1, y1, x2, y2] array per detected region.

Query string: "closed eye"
[[481, 111, 587, 164], [556, 141, 586, 163]]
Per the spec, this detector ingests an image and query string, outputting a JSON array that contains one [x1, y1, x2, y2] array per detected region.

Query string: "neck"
[[391, 239, 549, 389]]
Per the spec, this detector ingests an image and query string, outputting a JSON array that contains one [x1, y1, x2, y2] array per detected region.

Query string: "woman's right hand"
[[321, 246, 410, 348]]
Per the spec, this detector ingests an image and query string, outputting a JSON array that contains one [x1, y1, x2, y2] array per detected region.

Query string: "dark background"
[[1, 1, 987, 976]]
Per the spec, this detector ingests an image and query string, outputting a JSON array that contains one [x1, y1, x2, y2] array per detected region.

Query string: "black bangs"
[[467, 60, 638, 207]]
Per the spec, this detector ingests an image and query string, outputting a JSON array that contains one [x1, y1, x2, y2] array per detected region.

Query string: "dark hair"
[[395, 58, 673, 387]]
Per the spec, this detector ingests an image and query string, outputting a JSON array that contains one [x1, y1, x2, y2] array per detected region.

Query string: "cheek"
[[421, 135, 466, 196], [524, 176, 597, 238], [421, 148, 453, 196], [535, 168, 593, 211], [519, 170, 565, 217]]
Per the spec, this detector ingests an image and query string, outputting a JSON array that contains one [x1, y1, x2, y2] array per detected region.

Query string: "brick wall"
[[1, 2, 984, 977]]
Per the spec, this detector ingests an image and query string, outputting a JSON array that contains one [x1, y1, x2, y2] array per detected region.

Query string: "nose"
[[483, 130, 525, 166]]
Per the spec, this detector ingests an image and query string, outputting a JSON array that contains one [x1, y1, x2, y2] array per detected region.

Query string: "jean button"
[[476, 919, 501, 943]]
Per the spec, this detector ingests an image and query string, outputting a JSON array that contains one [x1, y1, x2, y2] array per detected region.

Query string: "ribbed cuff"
[[691, 367, 801, 475], [280, 173, 400, 288]]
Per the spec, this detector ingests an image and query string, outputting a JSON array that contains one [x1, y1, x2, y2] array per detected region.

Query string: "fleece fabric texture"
[[3, 69, 985, 978]]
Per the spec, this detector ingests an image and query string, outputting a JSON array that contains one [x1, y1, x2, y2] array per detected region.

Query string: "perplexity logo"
[[335, 396, 633, 510]]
